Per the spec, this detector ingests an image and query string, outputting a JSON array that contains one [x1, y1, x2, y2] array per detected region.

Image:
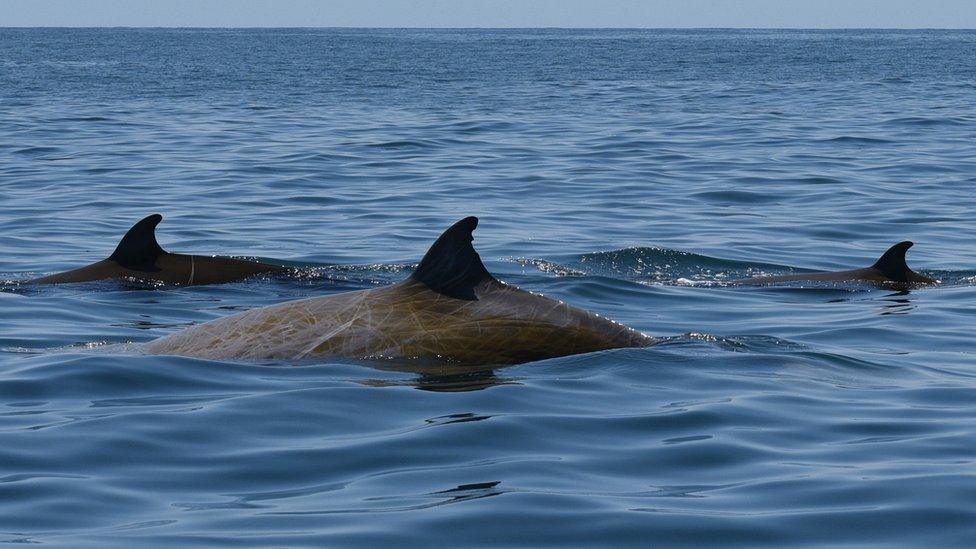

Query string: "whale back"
[[147, 216, 655, 364], [146, 279, 654, 364], [29, 214, 285, 286], [738, 240, 936, 286]]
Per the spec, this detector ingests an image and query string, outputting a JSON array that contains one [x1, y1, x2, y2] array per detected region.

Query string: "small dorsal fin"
[[410, 216, 494, 300], [870, 241, 913, 281], [108, 214, 167, 271]]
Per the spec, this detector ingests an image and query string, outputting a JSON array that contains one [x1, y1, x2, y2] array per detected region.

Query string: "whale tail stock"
[[409, 216, 495, 300], [107, 213, 167, 271]]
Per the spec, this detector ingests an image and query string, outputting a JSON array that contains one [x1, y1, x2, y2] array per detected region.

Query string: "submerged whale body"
[[146, 217, 656, 365], [29, 214, 286, 286], [737, 241, 936, 286]]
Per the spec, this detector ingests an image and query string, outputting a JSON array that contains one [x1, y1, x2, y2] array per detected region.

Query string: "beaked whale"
[[737, 241, 936, 286], [29, 214, 286, 286], [146, 217, 656, 365]]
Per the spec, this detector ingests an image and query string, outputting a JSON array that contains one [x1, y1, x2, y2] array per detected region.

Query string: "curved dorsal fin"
[[870, 241, 914, 282], [410, 216, 494, 300], [108, 214, 166, 271]]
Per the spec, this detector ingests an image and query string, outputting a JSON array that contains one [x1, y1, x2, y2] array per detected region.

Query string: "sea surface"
[[1, 28, 975, 546]]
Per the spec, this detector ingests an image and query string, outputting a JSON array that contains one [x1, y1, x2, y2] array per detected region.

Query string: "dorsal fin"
[[870, 241, 914, 282], [108, 214, 166, 271], [410, 216, 494, 300]]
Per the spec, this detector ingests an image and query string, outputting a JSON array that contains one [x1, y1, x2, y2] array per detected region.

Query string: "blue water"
[[2, 28, 976, 546]]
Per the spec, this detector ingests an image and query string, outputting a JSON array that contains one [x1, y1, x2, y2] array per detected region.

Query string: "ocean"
[[1, 28, 975, 546]]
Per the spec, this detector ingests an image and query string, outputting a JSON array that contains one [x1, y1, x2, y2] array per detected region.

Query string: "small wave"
[[57, 116, 112, 122], [919, 270, 976, 287], [817, 136, 891, 144], [691, 189, 780, 204], [878, 76, 913, 84], [512, 258, 585, 277], [363, 139, 438, 150], [569, 246, 785, 284], [445, 120, 516, 134], [791, 176, 842, 185], [287, 263, 413, 287], [589, 139, 668, 152], [882, 116, 970, 127], [12, 146, 62, 156]]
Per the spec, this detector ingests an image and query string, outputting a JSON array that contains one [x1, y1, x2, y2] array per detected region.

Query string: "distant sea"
[[1, 29, 975, 546]]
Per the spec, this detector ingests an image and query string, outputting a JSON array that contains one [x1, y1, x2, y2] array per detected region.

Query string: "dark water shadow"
[[357, 359, 519, 392], [878, 290, 915, 316]]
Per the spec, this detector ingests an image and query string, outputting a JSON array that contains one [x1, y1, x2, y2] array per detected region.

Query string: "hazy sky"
[[2, 0, 974, 28]]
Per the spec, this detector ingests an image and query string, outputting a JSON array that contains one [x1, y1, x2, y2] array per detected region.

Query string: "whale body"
[[737, 241, 936, 286], [28, 214, 286, 286], [146, 217, 655, 365]]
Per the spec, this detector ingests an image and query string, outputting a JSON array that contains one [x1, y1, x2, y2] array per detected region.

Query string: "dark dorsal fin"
[[108, 214, 167, 271], [870, 241, 914, 282], [410, 216, 494, 300]]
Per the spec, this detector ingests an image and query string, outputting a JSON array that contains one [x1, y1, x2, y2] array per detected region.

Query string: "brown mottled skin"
[[146, 277, 654, 365], [147, 217, 656, 365]]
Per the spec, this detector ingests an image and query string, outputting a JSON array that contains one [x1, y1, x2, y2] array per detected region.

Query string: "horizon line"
[[2, 26, 975, 30]]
